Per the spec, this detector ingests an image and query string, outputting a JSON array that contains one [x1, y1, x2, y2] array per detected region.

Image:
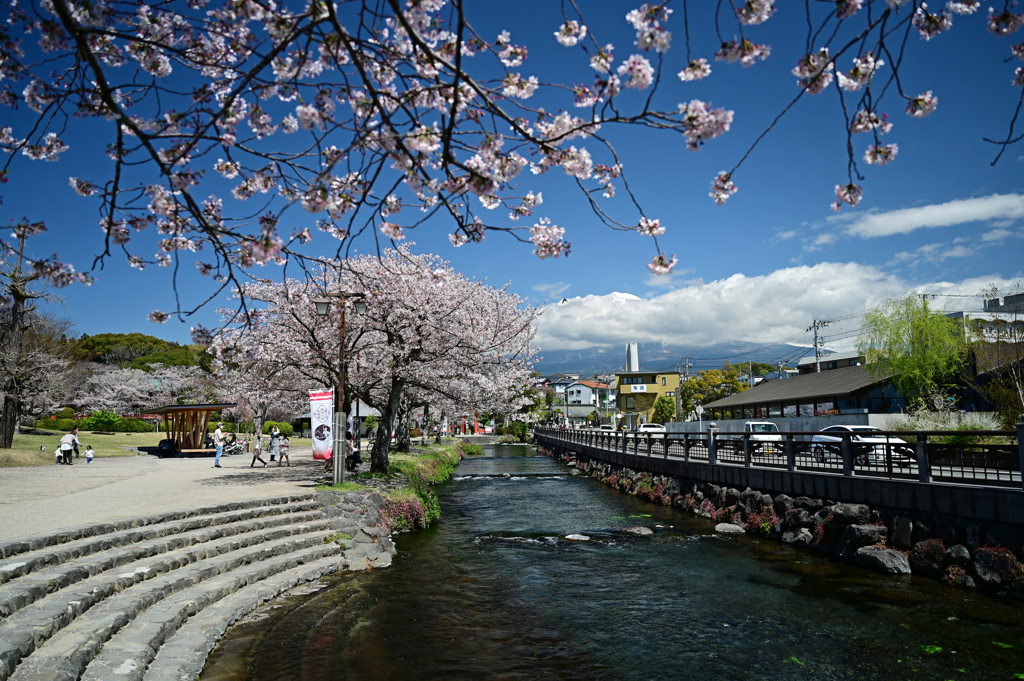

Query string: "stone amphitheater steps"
[[0, 504, 324, 620], [0, 489, 396, 681], [0, 496, 319, 587]]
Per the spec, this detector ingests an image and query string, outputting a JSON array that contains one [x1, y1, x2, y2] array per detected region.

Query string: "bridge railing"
[[534, 426, 1024, 489]]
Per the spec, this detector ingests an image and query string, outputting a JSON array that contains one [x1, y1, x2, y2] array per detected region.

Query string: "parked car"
[[598, 424, 614, 431], [811, 426, 914, 465], [637, 423, 667, 433], [743, 421, 782, 455]]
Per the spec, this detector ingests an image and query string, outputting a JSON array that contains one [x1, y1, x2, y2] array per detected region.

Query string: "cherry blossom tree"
[[2, 0, 1022, 324], [211, 245, 538, 472], [80, 362, 209, 413]]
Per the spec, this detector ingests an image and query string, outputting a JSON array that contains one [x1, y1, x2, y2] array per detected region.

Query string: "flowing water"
[[200, 444, 1024, 680]]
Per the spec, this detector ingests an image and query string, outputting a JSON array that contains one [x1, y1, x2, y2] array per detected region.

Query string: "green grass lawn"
[[0, 430, 163, 467]]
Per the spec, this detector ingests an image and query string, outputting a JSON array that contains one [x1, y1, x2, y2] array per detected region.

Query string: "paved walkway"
[[0, 450, 323, 542]]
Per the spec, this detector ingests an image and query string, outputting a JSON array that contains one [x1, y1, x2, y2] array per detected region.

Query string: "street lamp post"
[[313, 291, 366, 486]]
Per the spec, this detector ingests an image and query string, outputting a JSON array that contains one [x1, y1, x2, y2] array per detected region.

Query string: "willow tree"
[[857, 292, 968, 401]]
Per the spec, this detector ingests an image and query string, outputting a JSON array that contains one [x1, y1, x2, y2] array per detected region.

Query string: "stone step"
[[0, 508, 326, 621], [0, 498, 319, 586], [142, 554, 345, 681], [1, 524, 331, 681], [16, 543, 341, 681]]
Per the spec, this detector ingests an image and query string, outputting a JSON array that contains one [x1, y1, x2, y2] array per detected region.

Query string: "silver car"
[[811, 425, 914, 465]]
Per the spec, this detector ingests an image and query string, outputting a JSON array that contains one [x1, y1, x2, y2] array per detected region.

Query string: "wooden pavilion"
[[151, 403, 236, 456]]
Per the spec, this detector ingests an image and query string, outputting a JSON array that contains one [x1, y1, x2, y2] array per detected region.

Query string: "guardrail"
[[535, 426, 1024, 489]]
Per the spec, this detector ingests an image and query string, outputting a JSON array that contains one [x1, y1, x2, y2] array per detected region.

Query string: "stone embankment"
[[0, 491, 394, 681], [553, 450, 1024, 601]]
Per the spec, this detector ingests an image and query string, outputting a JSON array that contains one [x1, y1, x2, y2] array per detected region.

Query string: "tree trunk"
[[0, 239, 30, 449], [394, 399, 411, 453], [370, 381, 403, 474]]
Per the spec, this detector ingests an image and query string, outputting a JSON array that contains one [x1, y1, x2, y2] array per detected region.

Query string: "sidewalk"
[[0, 449, 322, 542]]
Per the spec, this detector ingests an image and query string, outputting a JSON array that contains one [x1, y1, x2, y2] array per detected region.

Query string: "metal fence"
[[535, 426, 1024, 489]]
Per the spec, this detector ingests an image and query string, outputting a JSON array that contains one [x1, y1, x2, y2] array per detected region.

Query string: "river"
[[199, 444, 1024, 680]]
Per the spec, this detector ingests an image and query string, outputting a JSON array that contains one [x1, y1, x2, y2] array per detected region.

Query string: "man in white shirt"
[[59, 428, 80, 465], [213, 422, 226, 469]]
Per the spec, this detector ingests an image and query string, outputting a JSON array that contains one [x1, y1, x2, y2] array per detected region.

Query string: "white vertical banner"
[[309, 389, 334, 460]]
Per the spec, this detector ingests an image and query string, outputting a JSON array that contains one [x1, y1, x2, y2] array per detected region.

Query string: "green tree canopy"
[[857, 292, 969, 400], [652, 395, 676, 423], [678, 370, 747, 419]]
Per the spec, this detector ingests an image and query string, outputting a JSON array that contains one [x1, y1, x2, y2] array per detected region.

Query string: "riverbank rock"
[[837, 525, 887, 559], [891, 516, 913, 550], [564, 534, 591, 542], [972, 547, 1022, 588], [946, 544, 971, 567], [624, 526, 654, 536], [793, 496, 823, 512], [715, 523, 746, 534], [830, 503, 871, 526], [854, 546, 911, 574], [909, 539, 947, 577], [784, 508, 815, 529], [774, 494, 794, 515], [782, 528, 814, 548]]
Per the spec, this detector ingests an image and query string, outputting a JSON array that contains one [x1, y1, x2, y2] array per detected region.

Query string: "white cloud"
[[775, 230, 798, 240], [843, 193, 1024, 238], [643, 267, 694, 288], [535, 262, 1016, 351], [890, 243, 977, 265], [982, 228, 1014, 242], [532, 281, 570, 297]]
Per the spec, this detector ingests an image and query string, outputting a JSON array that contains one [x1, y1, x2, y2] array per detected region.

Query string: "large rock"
[[758, 494, 774, 512], [784, 508, 815, 529], [854, 546, 911, 575], [715, 523, 746, 534], [723, 488, 741, 507], [837, 525, 887, 559], [774, 494, 795, 515], [946, 544, 971, 567], [624, 526, 654, 536], [972, 546, 1022, 589], [890, 515, 913, 551], [782, 528, 814, 547], [739, 488, 760, 515], [793, 496, 823, 512], [909, 539, 947, 577], [830, 503, 871, 526]]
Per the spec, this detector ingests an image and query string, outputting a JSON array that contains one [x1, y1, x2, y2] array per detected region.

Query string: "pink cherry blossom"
[[710, 172, 738, 205], [380, 222, 405, 240], [832, 183, 863, 211], [837, 53, 884, 92], [617, 54, 655, 89], [864, 143, 899, 165], [555, 21, 588, 47], [590, 45, 614, 73], [793, 48, 834, 94], [69, 177, 97, 197], [1013, 43, 1024, 60], [946, 0, 979, 14], [637, 217, 664, 236], [678, 59, 712, 82], [679, 100, 735, 151], [852, 109, 892, 134], [148, 310, 171, 323], [913, 4, 954, 40], [906, 91, 939, 118], [1014, 67, 1024, 87], [715, 39, 772, 67], [736, 0, 776, 26], [530, 218, 570, 259], [647, 254, 677, 275], [836, 0, 864, 19], [988, 9, 1024, 35], [626, 4, 673, 54]]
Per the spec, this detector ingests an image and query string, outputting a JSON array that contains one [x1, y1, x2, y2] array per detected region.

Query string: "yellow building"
[[615, 370, 679, 426]]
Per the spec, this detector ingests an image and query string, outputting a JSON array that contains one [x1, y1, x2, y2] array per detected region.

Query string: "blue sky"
[[4, 0, 1022, 356]]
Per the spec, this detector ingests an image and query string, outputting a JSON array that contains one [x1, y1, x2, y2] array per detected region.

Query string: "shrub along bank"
[[549, 448, 1024, 603], [317, 441, 466, 535]]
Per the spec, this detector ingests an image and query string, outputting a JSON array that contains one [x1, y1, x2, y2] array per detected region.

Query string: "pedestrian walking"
[[85, 445, 94, 463], [268, 425, 280, 462], [278, 432, 290, 467], [212, 422, 226, 469], [59, 428, 80, 465], [249, 434, 267, 468]]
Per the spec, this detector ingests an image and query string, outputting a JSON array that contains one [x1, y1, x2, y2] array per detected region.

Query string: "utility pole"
[[807, 319, 830, 373], [776, 361, 784, 379], [674, 356, 693, 420], [748, 360, 753, 387]]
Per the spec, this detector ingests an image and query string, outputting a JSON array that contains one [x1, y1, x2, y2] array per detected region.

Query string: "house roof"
[[567, 380, 611, 389], [796, 350, 863, 367], [703, 365, 886, 409]]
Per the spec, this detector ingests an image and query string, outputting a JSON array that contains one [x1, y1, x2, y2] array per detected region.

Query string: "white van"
[[743, 421, 782, 454], [637, 423, 667, 433]]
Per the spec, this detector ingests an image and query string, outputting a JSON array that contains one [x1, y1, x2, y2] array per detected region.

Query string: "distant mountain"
[[532, 341, 820, 378]]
